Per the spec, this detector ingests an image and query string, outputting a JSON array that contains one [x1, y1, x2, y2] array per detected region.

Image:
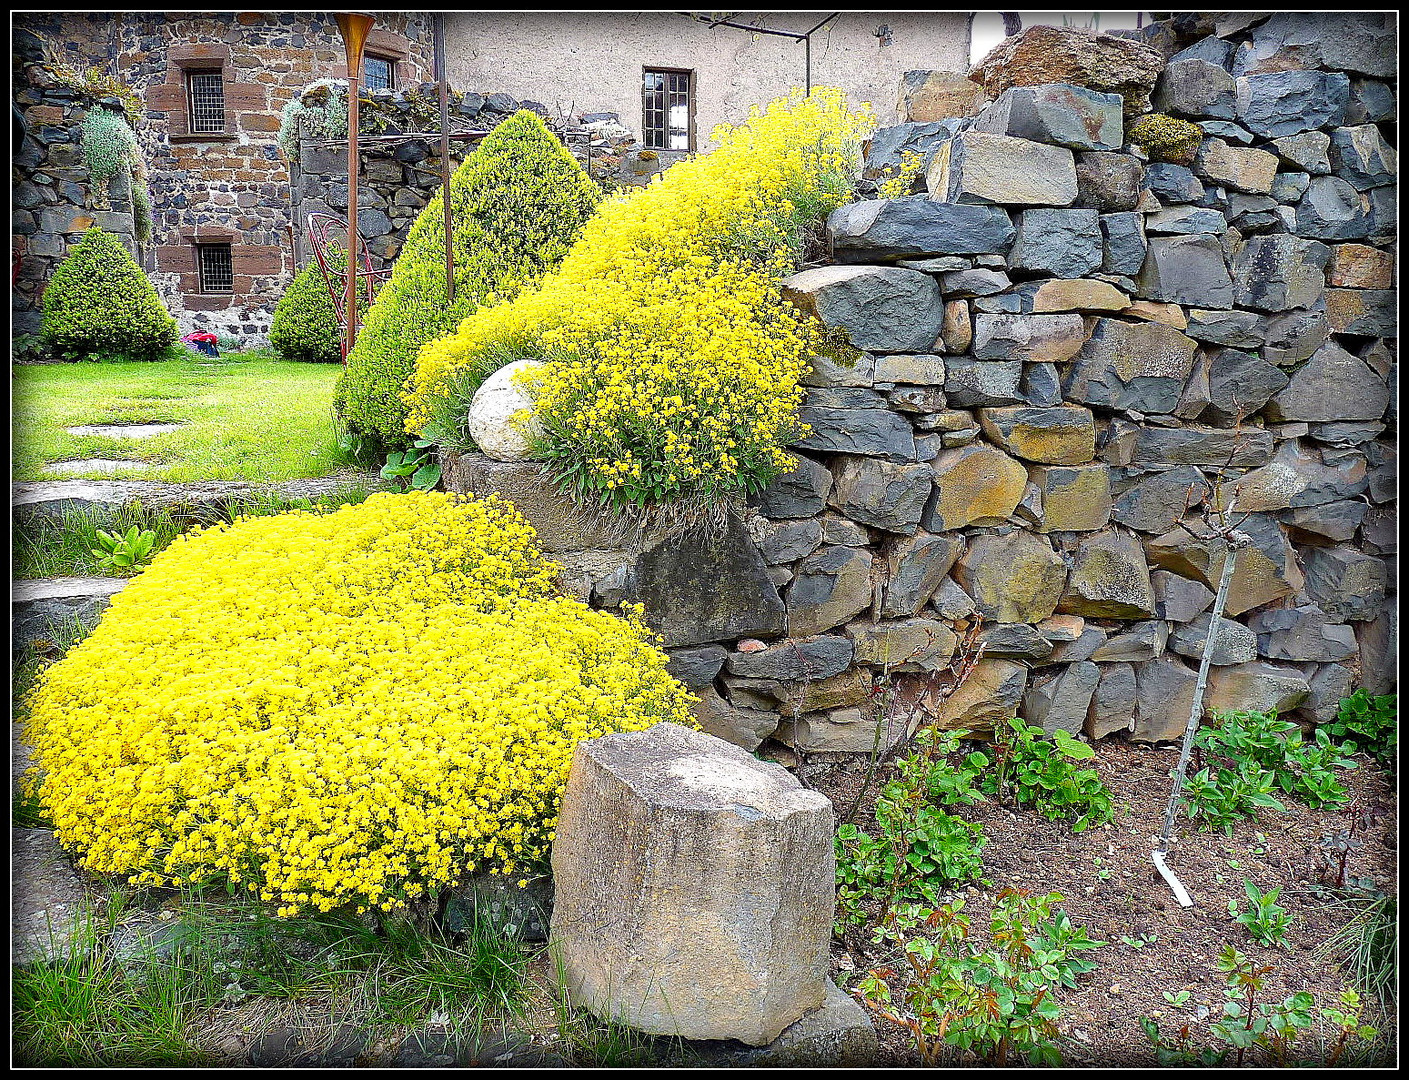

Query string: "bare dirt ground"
[[801, 737, 1398, 1067]]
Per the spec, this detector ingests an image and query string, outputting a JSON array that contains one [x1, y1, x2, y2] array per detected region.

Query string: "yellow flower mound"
[[25, 492, 694, 916], [405, 88, 874, 508]]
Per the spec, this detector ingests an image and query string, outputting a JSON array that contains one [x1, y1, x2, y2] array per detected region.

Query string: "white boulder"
[[466, 359, 545, 461]]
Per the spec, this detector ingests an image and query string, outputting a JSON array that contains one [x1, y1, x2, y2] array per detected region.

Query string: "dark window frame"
[[196, 242, 234, 293], [642, 66, 694, 152]]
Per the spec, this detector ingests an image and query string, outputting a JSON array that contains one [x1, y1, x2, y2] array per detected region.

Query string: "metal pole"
[[335, 12, 374, 361], [435, 12, 453, 304]]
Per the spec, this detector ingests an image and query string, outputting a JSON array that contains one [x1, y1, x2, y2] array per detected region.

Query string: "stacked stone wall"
[[444, 13, 1396, 757]]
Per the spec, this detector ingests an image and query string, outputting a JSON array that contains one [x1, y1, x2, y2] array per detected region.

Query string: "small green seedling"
[[90, 525, 157, 571], [380, 437, 442, 491], [1229, 880, 1295, 948]]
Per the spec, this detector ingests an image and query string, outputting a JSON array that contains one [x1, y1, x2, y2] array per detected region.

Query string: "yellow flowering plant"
[[406, 88, 874, 510], [24, 492, 694, 917]]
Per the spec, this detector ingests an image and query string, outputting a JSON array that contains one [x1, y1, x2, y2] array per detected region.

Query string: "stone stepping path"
[[64, 423, 187, 439], [12, 827, 99, 966], [13, 577, 130, 649], [48, 458, 155, 476]]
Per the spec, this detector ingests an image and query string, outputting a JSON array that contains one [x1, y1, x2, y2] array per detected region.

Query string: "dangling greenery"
[[270, 262, 348, 363], [40, 226, 178, 362], [333, 109, 601, 450], [277, 79, 349, 160], [79, 107, 151, 242]]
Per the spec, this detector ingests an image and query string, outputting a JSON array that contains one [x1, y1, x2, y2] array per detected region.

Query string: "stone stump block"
[[550, 723, 835, 1046]]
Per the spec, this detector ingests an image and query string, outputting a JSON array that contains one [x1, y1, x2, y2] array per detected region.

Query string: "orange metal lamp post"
[[334, 12, 374, 360]]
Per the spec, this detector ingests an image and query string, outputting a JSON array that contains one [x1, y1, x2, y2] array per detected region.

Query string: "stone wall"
[[443, 13, 1396, 757]]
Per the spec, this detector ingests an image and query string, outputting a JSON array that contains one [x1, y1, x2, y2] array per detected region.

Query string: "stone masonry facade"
[[444, 13, 1396, 757]]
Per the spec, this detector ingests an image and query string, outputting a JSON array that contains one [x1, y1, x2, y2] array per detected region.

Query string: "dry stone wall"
[[444, 13, 1396, 757]]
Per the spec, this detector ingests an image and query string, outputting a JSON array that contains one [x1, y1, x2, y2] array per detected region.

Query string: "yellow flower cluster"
[[24, 492, 695, 916], [405, 88, 874, 507]]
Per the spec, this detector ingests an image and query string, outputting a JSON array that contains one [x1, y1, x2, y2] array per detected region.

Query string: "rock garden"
[[13, 12, 1398, 1069]]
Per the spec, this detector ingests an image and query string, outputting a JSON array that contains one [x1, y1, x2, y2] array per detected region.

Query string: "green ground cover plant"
[[1325, 690, 1397, 768], [40, 227, 176, 361], [12, 351, 353, 482], [335, 109, 601, 450]]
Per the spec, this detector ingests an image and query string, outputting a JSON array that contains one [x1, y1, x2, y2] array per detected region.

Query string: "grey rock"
[[1235, 70, 1350, 139], [972, 82, 1124, 150], [1308, 421, 1385, 448], [1302, 546, 1386, 623], [1091, 621, 1168, 663], [776, 707, 898, 753], [886, 386, 947, 413], [1266, 343, 1389, 423], [1059, 529, 1156, 619], [1185, 308, 1266, 348], [667, 645, 729, 688], [1064, 318, 1198, 414], [1366, 186, 1396, 244], [1152, 569, 1215, 623], [1344, 79, 1397, 126], [1145, 206, 1226, 234], [442, 454, 620, 552], [864, 119, 964, 178], [1086, 662, 1137, 738], [1031, 463, 1112, 532], [628, 515, 786, 647], [881, 532, 964, 618], [550, 723, 833, 1046], [1204, 347, 1290, 424], [970, 315, 1087, 364], [1049, 625, 1109, 663], [944, 356, 1024, 405], [819, 513, 869, 547], [795, 405, 916, 462], [1074, 151, 1145, 212], [848, 618, 958, 670], [1248, 605, 1358, 663], [13, 828, 94, 965], [1270, 171, 1311, 204], [1143, 163, 1205, 203], [954, 531, 1067, 624], [827, 199, 1015, 261], [1262, 309, 1330, 367], [1295, 663, 1357, 726], [1233, 441, 1367, 512], [752, 455, 833, 519], [802, 350, 876, 388], [1168, 613, 1258, 665], [705, 980, 877, 1068], [1171, 35, 1235, 71], [725, 637, 855, 682], [781, 265, 942, 354], [1294, 175, 1374, 241], [1354, 607, 1396, 696], [939, 268, 1010, 297], [1111, 465, 1210, 533], [1327, 288, 1397, 338], [760, 518, 824, 565], [927, 130, 1078, 206], [1019, 363, 1062, 408], [1205, 661, 1310, 716], [828, 456, 932, 534], [1131, 426, 1273, 467], [1133, 657, 1198, 742], [930, 578, 976, 620], [1198, 120, 1256, 145], [897, 256, 973, 272], [982, 623, 1056, 661], [973, 292, 1022, 314], [12, 577, 127, 648], [1155, 58, 1237, 119], [1235, 12, 1396, 80], [1147, 512, 1302, 618], [1136, 233, 1234, 308], [1009, 208, 1102, 277], [1283, 500, 1369, 542], [1023, 661, 1100, 735], [1100, 212, 1147, 276], [788, 547, 874, 637], [1270, 131, 1332, 176]]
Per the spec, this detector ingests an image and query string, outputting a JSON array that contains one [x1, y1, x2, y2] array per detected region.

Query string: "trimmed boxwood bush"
[[334, 109, 601, 450], [40, 226, 178, 362], [269, 262, 349, 363]]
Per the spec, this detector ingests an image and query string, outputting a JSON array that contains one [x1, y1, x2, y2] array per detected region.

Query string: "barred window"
[[198, 244, 233, 293], [186, 70, 226, 134], [364, 55, 394, 91], [643, 68, 692, 151]]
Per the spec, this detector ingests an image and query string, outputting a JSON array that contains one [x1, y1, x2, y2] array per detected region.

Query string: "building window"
[[186, 70, 226, 134], [198, 243, 233, 293], [363, 55, 395, 91], [643, 68, 692, 151]]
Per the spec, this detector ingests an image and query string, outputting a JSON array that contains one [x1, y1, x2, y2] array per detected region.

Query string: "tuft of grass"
[[12, 351, 355, 483], [1319, 891, 1398, 1007]]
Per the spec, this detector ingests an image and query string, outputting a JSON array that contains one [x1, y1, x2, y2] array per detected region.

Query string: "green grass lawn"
[[12, 350, 357, 483]]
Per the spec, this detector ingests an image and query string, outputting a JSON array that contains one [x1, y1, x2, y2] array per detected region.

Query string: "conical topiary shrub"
[[334, 109, 601, 450], [270, 262, 348, 363], [40, 226, 179, 361]]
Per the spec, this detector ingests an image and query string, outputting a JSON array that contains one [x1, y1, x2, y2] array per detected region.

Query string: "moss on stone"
[[1128, 113, 1204, 164]]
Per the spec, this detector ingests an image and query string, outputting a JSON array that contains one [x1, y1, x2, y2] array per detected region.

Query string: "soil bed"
[[801, 736, 1398, 1067]]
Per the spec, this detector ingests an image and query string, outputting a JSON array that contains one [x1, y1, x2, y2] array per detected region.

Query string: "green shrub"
[[980, 718, 1115, 832], [40, 227, 178, 362], [334, 109, 601, 450], [269, 262, 345, 363]]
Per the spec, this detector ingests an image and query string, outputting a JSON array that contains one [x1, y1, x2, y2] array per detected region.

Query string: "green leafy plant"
[[1325, 689, 1397, 768], [40, 227, 178, 362], [335, 109, 601, 451], [269, 262, 362, 363], [857, 890, 1103, 1066], [1229, 880, 1295, 948], [1141, 946, 1381, 1066], [981, 718, 1114, 832], [379, 437, 442, 491], [89, 525, 157, 572], [1184, 710, 1357, 832]]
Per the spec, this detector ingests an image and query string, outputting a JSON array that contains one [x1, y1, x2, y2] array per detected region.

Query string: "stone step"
[[12, 577, 129, 649], [12, 827, 98, 965]]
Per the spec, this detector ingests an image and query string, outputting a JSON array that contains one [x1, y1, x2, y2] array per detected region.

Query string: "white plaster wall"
[[442, 12, 972, 148]]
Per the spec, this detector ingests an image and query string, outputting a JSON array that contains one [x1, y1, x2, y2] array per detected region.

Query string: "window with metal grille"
[[198, 244, 233, 293], [186, 70, 226, 134], [364, 55, 394, 91], [643, 68, 692, 151]]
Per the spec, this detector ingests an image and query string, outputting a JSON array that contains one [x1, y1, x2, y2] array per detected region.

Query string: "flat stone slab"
[[13, 577, 130, 648], [13, 828, 98, 965], [48, 459, 155, 476], [64, 423, 187, 439], [692, 980, 877, 1067]]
